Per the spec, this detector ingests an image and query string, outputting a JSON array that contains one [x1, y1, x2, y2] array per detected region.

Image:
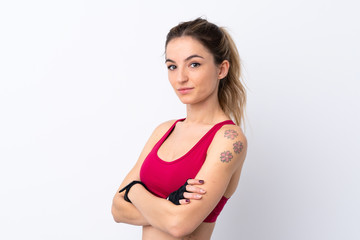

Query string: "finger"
[[185, 184, 206, 194], [187, 179, 205, 185], [179, 199, 190, 205], [183, 192, 203, 200]]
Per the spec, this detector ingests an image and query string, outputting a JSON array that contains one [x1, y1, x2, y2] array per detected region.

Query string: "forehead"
[[165, 36, 212, 60]]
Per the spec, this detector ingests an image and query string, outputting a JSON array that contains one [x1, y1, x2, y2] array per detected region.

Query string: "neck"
[[184, 96, 229, 125]]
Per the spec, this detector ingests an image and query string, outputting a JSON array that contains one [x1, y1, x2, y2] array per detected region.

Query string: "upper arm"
[[115, 120, 176, 192], [173, 125, 247, 235], [111, 120, 176, 224]]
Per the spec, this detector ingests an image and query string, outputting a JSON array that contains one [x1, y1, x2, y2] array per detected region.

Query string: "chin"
[[177, 96, 203, 105], [178, 98, 192, 104], [177, 96, 193, 104]]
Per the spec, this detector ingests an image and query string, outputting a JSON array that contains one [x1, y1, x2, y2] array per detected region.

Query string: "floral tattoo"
[[224, 129, 238, 140], [220, 151, 233, 163], [233, 141, 243, 154]]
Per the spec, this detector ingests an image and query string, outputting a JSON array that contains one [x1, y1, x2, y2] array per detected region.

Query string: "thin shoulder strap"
[[155, 118, 186, 146]]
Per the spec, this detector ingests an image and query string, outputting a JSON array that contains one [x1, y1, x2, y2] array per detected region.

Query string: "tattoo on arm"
[[220, 130, 242, 163], [224, 129, 238, 140], [233, 141, 244, 154], [220, 151, 233, 163]]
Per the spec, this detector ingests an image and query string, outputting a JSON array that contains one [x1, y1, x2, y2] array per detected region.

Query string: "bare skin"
[[112, 36, 247, 239], [141, 122, 245, 240], [112, 122, 246, 240]]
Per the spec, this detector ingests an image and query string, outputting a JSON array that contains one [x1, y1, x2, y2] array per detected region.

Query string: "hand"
[[168, 179, 206, 205], [180, 179, 206, 205]]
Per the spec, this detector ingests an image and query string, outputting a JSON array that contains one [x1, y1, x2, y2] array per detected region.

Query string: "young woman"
[[112, 18, 247, 240]]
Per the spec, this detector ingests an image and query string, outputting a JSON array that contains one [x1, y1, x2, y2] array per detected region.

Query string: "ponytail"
[[218, 27, 246, 126]]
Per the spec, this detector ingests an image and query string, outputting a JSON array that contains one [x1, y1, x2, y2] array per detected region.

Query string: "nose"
[[176, 66, 188, 83]]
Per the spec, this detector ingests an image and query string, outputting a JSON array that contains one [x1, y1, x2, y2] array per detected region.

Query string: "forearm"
[[128, 184, 189, 237], [111, 192, 150, 226]]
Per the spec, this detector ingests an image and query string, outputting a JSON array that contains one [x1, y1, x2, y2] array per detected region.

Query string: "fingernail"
[[186, 199, 190, 203], [199, 180, 204, 184], [200, 189, 206, 193], [196, 194, 202, 199]]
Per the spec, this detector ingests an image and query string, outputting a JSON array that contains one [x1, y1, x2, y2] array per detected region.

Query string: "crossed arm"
[[111, 123, 247, 238]]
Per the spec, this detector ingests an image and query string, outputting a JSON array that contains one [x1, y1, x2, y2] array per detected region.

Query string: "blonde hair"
[[165, 18, 246, 126]]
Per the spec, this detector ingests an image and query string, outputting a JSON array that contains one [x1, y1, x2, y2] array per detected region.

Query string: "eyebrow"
[[165, 54, 204, 63]]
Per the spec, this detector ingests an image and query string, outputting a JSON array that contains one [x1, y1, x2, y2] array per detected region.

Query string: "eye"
[[190, 62, 201, 68], [167, 65, 177, 71]]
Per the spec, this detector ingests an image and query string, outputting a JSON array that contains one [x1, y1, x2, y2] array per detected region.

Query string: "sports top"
[[140, 118, 235, 222]]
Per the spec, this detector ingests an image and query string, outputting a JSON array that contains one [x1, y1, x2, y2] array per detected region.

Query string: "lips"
[[178, 87, 194, 94]]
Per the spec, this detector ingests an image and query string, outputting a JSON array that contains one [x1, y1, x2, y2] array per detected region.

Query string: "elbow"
[[111, 205, 122, 223], [112, 216, 121, 223], [169, 228, 190, 239], [169, 226, 193, 238], [167, 216, 196, 238], [111, 196, 126, 223]]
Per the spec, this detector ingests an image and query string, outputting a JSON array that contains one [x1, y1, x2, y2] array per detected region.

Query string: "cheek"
[[196, 70, 218, 88]]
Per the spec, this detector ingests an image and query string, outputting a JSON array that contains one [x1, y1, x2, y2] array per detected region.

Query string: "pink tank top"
[[140, 118, 235, 222]]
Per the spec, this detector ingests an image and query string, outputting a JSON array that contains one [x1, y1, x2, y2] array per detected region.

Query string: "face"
[[165, 36, 228, 105]]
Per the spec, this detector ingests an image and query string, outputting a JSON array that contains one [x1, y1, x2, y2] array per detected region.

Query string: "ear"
[[218, 60, 230, 80]]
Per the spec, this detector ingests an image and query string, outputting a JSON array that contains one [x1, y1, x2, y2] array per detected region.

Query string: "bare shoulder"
[[154, 119, 177, 131], [146, 119, 177, 144], [128, 119, 178, 171], [207, 124, 247, 169], [152, 119, 177, 137]]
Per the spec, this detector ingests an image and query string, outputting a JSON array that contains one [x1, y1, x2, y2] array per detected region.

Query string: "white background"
[[1, 0, 359, 239]]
